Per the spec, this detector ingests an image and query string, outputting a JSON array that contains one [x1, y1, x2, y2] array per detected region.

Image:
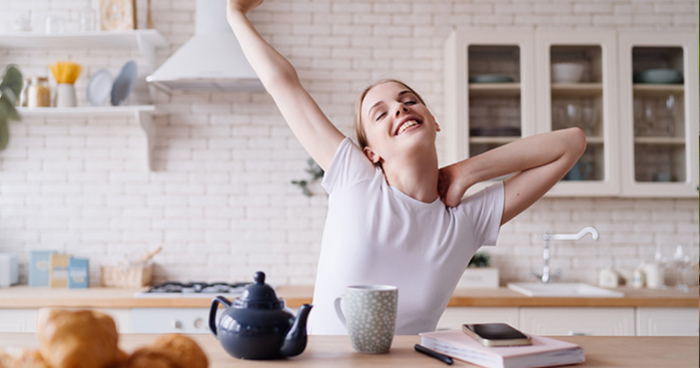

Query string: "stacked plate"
[[86, 60, 138, 106]]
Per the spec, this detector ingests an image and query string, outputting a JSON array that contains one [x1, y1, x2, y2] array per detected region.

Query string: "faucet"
[[533, 226, 599, 283]]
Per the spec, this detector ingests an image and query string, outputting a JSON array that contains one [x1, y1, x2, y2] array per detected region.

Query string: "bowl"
[[551, 62, 584, 83], [468, 74, 515, 83], [633, 68, 683, 84]]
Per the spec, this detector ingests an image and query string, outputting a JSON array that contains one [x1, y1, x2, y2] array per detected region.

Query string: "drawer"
[[438, 307, 519, 330], [519, 307, 635, 336], [636, 307, 699, 336]]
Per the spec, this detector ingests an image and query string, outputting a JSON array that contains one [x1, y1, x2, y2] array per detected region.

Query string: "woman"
[[227, 0, 586, 334]]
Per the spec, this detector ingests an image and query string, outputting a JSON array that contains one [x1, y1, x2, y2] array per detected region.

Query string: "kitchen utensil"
[[0, 254, 18, 287], [100, 264, 152, 287], [129, 246, 162, 266], [209, 271, 313, 360], [468, 74, 514, 83], [551, 62, 584, 83], [334, 285, 398, 354], [86, 69, 113, 106], [633, 68, 683, 84], [110, 60, 137, 106]]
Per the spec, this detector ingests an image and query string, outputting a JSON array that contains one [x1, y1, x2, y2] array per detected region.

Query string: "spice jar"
[[27, 76, 51, 108]]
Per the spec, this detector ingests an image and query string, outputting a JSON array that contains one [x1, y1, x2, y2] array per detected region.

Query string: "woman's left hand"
[[438, 163, 468, 207]]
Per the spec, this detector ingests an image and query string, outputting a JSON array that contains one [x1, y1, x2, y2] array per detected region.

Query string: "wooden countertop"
[[0, 285, 697, 309], [0, 333, 697, 367]]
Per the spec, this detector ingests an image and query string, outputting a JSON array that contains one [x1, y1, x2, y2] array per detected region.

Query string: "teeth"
[[397, 120, 419, 135]]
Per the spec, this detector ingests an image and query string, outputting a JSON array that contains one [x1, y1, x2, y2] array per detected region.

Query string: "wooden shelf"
[[586, 136, 604, 144], [634, 136, 686, 145], [0, 30, 167, 71], [17, 106, 158, 170], [633, 84, 685, 96], [468, 83, 521, 96], [469, 136, 520, 144], [551, 83, 603, 97]]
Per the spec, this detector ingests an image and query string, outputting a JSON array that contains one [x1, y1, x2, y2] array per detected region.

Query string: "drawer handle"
[[567, 331, 590, 336]]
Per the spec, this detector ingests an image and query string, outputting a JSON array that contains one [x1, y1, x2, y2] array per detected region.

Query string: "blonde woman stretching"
[[227, 0, 586, 335]]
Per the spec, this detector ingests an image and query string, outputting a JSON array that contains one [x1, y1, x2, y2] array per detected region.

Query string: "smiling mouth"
[[395, 120, 421, 136]]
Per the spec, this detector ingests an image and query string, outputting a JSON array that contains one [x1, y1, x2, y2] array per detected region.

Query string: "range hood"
[[146, 0, 264, 93]]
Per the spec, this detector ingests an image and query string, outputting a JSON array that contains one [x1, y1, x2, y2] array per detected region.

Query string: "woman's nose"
[[395, 105, 408, 117]]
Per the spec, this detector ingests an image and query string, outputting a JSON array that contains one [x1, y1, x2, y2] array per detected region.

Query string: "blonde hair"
[[353, 79, 427, 152]]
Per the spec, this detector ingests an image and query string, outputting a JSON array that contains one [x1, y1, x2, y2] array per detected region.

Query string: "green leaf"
[[0, 95, 20, 121], [0, 118, 9, 150], [0, 65, 22, 105]]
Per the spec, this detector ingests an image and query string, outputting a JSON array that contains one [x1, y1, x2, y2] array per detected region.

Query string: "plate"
[[633, 68, 683, 84], [111, 60, 138, 106], [86, 69, 113, 107], [468, 74, 515, 83]]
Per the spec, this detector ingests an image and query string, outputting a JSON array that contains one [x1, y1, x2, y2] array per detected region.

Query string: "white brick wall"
[[0, 0, 697, 287]]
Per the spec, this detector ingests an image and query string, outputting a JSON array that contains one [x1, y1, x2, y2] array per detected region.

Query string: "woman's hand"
[[438, 162, 470, 208], [227, 0, 263, 17]]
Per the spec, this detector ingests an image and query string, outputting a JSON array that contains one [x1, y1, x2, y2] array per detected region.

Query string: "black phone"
[[462, 323, 532, 347]]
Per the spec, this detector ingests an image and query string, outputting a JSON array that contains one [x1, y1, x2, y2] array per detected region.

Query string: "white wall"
[[1, 0, 698, 287]]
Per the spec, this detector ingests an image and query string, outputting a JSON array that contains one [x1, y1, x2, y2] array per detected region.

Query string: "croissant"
[[36, 309, 124, 368], [0, 349, 51, 368], [120, 335, 208, 368]]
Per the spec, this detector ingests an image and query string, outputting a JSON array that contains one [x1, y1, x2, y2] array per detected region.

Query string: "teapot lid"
[[234, 271, 285, 310]]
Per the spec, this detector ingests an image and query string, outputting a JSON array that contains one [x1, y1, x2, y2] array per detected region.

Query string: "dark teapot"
[[208, 271, 313, 360]]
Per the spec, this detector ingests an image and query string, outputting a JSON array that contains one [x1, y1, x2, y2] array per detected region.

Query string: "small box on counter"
[[0, 254, 19, 287], [68, 258, 89, 289], [29, 250, 56, 287], [49, 254, 70, 288]]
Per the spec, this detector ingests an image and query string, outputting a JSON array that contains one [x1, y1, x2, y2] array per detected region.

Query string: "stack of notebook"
[[419, 329, 584, 368]]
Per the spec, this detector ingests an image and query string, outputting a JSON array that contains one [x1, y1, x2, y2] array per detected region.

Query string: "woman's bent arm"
[[438, 128, 587, 224], [227, 1, 344, 170]]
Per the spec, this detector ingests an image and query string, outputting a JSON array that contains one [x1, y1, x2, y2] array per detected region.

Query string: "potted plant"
[[0, 65, 23, 150], [457, 252, 500, 288]]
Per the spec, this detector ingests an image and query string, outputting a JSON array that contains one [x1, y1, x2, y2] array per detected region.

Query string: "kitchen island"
[[0, 333, 697, 367]]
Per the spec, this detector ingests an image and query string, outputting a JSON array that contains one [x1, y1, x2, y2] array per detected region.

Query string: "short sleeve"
[[458, 181, 505, 247], [321, 137, 377, 194]]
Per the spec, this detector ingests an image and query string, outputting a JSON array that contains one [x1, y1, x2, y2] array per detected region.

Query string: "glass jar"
[[27, 76, 51, 108], [80, 0, 97, 32], [17, 78, 30, 107]]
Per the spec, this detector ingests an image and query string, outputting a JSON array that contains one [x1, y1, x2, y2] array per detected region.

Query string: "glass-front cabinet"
[[443, 31, 535, 195], [534, 31, 619, 196], [618, 32, 699, 197], [444, 30, 698, 198]]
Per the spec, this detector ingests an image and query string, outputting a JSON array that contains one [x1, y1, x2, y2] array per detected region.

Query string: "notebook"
[[419, 329, 584, 368]]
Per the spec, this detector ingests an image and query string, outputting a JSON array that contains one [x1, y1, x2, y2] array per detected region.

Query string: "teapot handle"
[[209, 296, 232, 337]]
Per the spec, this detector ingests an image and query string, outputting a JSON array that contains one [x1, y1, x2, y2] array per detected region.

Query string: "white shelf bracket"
[[136, 111, 155, 171]]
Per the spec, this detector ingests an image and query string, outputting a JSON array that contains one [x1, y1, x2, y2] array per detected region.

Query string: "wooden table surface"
[[0, 333, 697, 367], [1, 285, 697, 308]]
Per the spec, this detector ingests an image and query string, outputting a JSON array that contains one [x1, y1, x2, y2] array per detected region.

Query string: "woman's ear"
[[436, 122, 441, 132], [363, 146, 382, 164]]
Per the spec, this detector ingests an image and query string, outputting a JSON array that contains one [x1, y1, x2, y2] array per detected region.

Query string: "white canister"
[[642, 262, 664, 289], [56, 83, 77, 107], [632, 267, 645, 289], [0, 254, 19, 287]]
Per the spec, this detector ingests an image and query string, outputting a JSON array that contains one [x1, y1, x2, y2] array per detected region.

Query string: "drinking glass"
[[566, 102, 580, 129]]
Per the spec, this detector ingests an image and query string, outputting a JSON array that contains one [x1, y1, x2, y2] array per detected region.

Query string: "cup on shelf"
[[44, 15, 66, 34]]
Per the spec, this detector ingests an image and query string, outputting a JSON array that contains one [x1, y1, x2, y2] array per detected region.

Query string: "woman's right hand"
[[227, 0, 263, 16]]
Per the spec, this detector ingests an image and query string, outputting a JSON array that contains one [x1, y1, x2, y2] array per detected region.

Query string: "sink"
[[507, 283, 624, 298]]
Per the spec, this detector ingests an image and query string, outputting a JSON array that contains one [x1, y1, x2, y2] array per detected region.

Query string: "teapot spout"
[[280, 304, 313, 357]]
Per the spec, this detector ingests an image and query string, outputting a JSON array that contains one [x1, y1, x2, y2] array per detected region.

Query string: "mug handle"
[[334, 296, 346, 326], [209, 296, 232, 337]]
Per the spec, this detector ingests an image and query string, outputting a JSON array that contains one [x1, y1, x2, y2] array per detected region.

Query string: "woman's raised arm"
[[226, 0, 345, 170]]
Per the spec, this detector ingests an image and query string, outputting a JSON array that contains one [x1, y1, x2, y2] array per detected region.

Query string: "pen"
[[414, 344, 454, 365]]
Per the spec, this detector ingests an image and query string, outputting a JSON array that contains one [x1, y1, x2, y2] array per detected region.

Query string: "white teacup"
[[334, 285, 398, 354]]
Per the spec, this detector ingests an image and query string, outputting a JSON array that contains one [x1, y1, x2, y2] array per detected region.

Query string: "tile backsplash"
[[1, 0, 697, 287]]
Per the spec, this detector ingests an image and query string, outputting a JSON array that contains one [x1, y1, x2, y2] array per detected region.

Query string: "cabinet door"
[[0, 309, 38, 332], [535, 31, 620, 196], [438, 307, 519, 331], [131, 308, 215, 334], [519, 307, 635, 336], [618, 32, 700, 197], [636, 307, 699, 336], [444, 31, 535, 195]]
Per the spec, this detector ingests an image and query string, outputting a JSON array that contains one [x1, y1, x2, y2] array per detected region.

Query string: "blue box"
[[29, 250, 56, 287], [68, 258, 89, 289]]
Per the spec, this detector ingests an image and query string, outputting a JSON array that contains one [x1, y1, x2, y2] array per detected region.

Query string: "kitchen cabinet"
[[0, 308, 130, 333], [131, 308, 213, 334], [617, 32, 699, 197], [437, 307, 519, 330], [443, 30, 699, 198], [636, 307, 699, 336], [519, 307, 635, 336]]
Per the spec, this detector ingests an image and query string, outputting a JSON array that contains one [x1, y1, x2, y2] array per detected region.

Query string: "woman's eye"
[[376, 112, 386, 121], [404, 100, 416, 105]]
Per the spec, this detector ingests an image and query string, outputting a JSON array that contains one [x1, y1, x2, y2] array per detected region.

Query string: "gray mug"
[[334, 285, 398, 354]]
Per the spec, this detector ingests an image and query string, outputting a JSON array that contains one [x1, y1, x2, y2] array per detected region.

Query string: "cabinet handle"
[[171, 320, 182, 329], [567, 331, 590, 336], [194, 318, 204, 329]]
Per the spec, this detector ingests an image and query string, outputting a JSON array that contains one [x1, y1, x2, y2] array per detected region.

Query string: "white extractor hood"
[[146, 0, 264, 93]]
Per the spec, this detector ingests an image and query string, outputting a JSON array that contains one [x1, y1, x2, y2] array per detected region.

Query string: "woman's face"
[[360, 82, 439, 165]]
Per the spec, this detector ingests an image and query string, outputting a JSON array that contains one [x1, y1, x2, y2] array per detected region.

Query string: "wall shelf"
[[468, 83, 521, 96], [632, 84, 685, 97], [0, 30, 168, 71], [633, 137, 686, 145], [17, 106, 158, 170], [551, 83, 603, 97]]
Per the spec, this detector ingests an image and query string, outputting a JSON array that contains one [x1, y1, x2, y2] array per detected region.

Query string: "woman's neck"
[[383, 147, 439, 203]]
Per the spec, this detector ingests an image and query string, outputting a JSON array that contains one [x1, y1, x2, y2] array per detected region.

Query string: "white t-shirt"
[[308, 138, 504, 335]]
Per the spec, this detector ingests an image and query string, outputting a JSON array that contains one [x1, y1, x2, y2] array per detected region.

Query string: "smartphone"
[[462, 323, 532, 347]]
